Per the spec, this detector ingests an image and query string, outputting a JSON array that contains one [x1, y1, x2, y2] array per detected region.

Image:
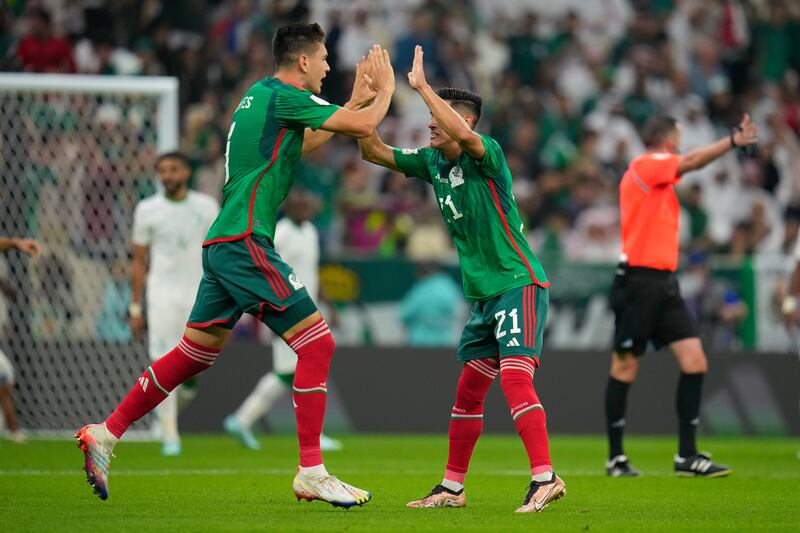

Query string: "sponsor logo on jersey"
[[448, 165, 464, 187], [289, 272, 305, 290], [433, 173, 448, 184], [620, 338, 634, 349], [309, 95, 331, 106], [401, 148, 418, 155]]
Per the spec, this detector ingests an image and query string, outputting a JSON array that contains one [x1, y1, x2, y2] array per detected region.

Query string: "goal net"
[[0, 74, 178, 436]]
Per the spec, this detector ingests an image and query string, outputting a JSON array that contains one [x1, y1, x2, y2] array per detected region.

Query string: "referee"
[[605, 114, 757, 478]]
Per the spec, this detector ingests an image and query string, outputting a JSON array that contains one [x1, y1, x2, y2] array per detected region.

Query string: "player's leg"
[[242, 235, 368, 508], [407, 302, 496, 509], [76, 244, 242, 500], [495, 285, 565, 513], [147, 302, 186, 456], [0, 349, 24, 443]]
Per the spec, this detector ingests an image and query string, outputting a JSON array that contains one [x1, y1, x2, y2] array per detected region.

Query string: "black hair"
[[272, 23, 326, 67], [436, 87, 482, 126], [641, 115, 678, 148], [155, 151, 190, 169], [28, 7, 51, 24]]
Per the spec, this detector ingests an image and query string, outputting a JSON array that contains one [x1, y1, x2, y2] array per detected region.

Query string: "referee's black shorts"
[[610, 266, 698, 356]]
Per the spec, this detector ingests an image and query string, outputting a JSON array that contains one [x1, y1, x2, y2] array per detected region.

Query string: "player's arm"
[[0, 237, 43, 256], [302, 55, 378, 155], [676, 114, 757, 176], [129, 244, 148, 337], [358, 131, 403, 172], [407, 45, 485, 160], [317, 45, 395, 138]]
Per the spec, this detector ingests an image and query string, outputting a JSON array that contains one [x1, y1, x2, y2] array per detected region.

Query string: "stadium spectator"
[[15, 7, 75, 73]]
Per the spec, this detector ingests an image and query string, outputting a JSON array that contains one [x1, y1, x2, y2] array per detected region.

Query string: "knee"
[[610, 353, 639, 382], [679, 352, 707, 374]]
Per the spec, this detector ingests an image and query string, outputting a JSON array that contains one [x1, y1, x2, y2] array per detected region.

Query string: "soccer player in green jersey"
[[76, 23, 395, 508], [358, 46, 566, 513]]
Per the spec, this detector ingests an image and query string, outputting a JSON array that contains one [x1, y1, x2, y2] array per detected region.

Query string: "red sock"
[[499, 357, 552, 474], [445, 358, 498, 484], [104, 336, 220, 438], [288, 320, 335, 468]]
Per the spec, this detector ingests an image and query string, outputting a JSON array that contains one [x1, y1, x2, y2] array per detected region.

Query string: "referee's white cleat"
[[292, 469, 372, 509]]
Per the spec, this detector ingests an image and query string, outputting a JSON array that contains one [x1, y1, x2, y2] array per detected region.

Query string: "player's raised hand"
[[733, 114, 758, 147], [349, 54, 377, 109], [15, 238, 43, 257], [407, 45, 428, 91], [366, 44, 395, 93]]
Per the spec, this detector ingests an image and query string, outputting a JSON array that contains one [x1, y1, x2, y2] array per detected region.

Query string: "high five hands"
[[407, 45, 428, 91]]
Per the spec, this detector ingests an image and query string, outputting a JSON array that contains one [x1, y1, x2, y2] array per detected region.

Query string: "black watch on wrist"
[[730, 126, 743, 148]]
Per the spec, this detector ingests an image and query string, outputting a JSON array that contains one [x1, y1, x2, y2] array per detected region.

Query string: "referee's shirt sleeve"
[[645, 153, 682, 187]]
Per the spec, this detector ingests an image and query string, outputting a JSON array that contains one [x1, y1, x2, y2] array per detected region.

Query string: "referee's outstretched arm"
[[676, 114, 758, 175]]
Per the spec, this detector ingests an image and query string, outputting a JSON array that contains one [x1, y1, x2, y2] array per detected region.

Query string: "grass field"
[[1, 434, 798, 531]]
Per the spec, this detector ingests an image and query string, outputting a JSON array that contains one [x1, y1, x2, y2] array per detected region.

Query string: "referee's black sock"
[[676, 372, 704, 458], [605, 376, 631, 459]]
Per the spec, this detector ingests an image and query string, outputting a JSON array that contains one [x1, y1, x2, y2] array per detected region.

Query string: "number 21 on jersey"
[[438, 194, 463, 221]]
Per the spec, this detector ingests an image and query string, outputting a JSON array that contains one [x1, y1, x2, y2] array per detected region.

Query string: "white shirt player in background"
[[0, 237, 43, 443], [224, 189, 341, 452], [130, 152, 218, 456]]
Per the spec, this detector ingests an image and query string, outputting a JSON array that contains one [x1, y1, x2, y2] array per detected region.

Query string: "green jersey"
[[204, 77, 340, 245], [393, 135, 548, 300]]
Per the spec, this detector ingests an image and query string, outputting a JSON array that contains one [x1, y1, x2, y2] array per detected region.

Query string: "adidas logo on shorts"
[[506, 338, 520, 347]]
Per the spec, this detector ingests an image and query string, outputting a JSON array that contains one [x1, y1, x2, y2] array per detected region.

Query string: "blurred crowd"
[[3, 0, 800, 267]]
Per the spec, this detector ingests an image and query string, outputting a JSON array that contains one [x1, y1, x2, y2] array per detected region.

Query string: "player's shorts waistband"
[[626, 266, 675, 279]]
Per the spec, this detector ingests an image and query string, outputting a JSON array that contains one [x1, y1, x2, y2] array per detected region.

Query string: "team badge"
[[448, 166, 464, 187]]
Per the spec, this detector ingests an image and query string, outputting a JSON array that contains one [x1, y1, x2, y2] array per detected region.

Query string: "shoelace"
[[425, 485, 450, 498], [522, 477, 554, 505]]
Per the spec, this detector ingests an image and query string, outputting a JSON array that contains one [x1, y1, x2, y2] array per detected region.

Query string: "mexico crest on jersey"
[[448, 165, 464, 187]]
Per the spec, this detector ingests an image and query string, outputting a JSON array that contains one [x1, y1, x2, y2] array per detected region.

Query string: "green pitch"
[[1, 434, 798, 531]]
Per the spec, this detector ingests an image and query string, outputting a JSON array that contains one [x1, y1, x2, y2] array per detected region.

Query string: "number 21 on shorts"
[[495, 308, 521, 339]]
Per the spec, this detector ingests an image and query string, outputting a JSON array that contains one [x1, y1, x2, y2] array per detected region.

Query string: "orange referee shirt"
[[619, 151, 682, 271]]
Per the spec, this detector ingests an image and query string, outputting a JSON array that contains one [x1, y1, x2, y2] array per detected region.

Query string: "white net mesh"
[[0, 75, 177, 433]]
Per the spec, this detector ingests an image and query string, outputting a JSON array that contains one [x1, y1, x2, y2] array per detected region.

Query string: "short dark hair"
[[272, 23, 326, 67], [155, 151, 190, 169], [436, 87, 482, 126], [641, 115, 678, 148]]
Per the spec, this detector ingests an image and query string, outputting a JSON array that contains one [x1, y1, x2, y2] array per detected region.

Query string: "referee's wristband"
[[128, 302, 143, 318]]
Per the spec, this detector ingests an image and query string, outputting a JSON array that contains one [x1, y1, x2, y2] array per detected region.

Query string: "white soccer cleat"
[[515, 473, 567, 513], [75, 423, 115, 500], [292, 469, 372, 509]]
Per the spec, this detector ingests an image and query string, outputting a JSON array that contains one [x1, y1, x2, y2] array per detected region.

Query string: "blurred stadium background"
[[1, 0, 799, 438]]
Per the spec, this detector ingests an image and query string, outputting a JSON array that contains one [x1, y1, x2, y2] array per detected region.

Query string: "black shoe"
[[606, 454, 640, 477], [674, 452, 732, 478]]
